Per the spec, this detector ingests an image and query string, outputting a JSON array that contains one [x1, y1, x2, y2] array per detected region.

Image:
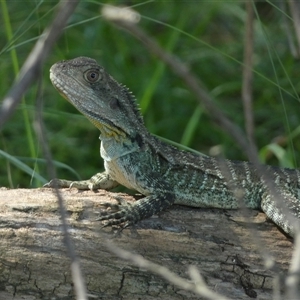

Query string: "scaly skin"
[[45, 56, 300, 236]]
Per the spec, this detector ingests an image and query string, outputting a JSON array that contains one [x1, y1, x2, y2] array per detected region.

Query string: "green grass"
[[1, 1, 300, 188], [1, 0, 41, 186]]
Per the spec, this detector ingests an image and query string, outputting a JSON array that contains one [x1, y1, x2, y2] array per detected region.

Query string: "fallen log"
[[0, 187, 293, 299]]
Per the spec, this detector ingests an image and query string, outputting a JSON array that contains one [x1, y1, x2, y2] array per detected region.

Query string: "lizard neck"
[[89, 113, 147, 161], [100, 133, 140, 161], [91, 118, 138, 161], [88, 116, 127, 142]]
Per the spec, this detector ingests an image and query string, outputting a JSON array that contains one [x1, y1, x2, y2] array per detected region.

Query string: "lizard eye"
[[84, 69, 101, 83]]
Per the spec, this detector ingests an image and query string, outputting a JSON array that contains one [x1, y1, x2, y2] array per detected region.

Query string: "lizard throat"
[[88, 116, 127, 141]]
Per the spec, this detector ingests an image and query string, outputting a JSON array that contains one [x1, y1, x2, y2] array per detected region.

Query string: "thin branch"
[[286, 231, 300, 299], [242, 1, 256, 152], [102, 6, 255, 161], [0, 0, 79, 129], [106, 242, 231, 300], [288, 0, 300, 56], [280, 1, 299, 58], [35, 78, 88, 300]]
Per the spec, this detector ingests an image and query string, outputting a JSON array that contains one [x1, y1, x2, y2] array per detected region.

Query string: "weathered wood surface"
[[0, 187, 293, 300]]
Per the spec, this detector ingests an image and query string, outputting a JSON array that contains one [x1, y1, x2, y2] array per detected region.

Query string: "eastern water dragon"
[[45, 56, 300, 237]]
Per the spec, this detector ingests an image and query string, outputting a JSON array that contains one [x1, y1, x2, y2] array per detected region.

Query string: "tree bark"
[[0, 187, 293, 300]]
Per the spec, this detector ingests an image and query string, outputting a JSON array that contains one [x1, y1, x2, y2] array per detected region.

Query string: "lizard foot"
[[43, 178, 75, 189], [44, 172, 119, 191], [97, 196, 135, 227], [97, 193, 175, 227], [44, 178, 98, 190]]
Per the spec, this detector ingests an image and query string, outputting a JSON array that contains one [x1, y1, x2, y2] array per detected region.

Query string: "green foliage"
[[1, 1, 300, 188], [0, 149, 46, 184]]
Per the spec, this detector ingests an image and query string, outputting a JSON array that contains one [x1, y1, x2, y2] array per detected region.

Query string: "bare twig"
[[288, 0, 300, 56], [106, 242, 231, 300], [280, 1, 299, 58], [0, 0, 79, 129], [102, 5, 252, 158], [35, 78, 88, 300], [286, 231, 300, 299], [240, 12, 282, 281], [242, 1, 256, 152]]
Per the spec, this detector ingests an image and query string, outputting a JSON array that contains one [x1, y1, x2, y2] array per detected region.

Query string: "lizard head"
[[50, 56, 145, 140]]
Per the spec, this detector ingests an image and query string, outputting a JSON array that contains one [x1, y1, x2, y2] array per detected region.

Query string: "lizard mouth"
[[50, 70, 78, 103]]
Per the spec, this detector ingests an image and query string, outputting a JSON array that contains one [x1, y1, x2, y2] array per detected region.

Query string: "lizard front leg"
[[44, 172, 119, 190], [98, 192, 175, 227]]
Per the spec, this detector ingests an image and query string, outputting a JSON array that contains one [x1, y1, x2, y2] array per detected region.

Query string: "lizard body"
[[45, 56, 300, 236]]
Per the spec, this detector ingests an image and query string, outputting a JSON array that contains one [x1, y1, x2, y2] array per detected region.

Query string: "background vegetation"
[[1, 0, 300, 188]]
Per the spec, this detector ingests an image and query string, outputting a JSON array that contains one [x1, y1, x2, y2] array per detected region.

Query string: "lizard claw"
[[43, 178, 73, 188], [44, 172, 119, 191], [96, 196, 135, 227]]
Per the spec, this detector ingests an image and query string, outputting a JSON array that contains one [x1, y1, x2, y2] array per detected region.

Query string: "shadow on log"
[[0, 187, 293, 299]]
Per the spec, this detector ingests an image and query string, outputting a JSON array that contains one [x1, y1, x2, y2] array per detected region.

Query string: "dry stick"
[[34, 76, 88, 300], [242, 1, 256, 153], [0, 0, 79, 129], [288, 0, 300, 56], [113, 21, 251, 158], [106, 242, 232, 300], [100, 5, 248, 153], [282, 2, 300, 298], [240, 3, 279, 287], [280, 1, 299, 59], [286, 232, 300, 300]]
